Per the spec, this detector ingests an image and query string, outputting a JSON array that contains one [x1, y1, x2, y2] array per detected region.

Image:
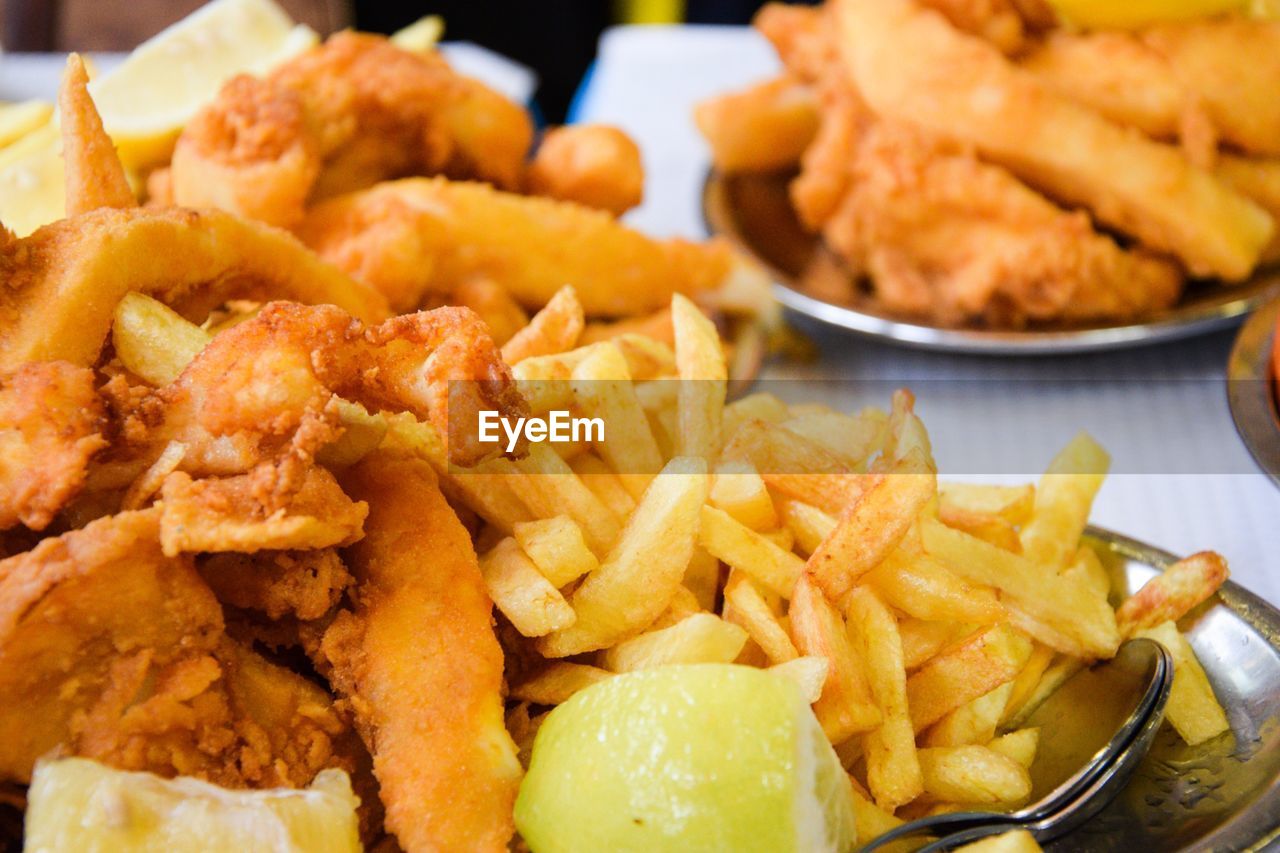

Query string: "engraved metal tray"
[[1228, 296, 1280, 488]]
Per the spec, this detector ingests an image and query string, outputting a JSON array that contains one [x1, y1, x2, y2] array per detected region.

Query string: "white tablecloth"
[[573, 25, 1280, 602]]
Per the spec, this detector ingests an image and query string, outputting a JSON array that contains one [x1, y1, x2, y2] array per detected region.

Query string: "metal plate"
[[703, 170, 1280, 356], [1227, 297, 1280, 487], [1056, 528, 1280, 851]]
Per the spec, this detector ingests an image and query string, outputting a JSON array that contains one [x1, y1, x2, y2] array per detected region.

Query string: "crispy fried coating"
[[0, 207, 389, 368], [171, 32, 532, 227], [198, 548, 353, 620], [322, 451, 521, 853], [526, 125, 644, 216], [298, 177, 734, 316], [755, 3, 837, 84], [695, 76, 821, 174], [160, 466, 368, 556], [59, 55, 135, 217], [833, 0, 1275, 281], [0, 362, 107, 530]]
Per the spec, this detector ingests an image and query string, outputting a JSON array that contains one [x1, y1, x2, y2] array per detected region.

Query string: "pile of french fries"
[[107, 277, 1233, 846], [412, 290, 1235, 843]]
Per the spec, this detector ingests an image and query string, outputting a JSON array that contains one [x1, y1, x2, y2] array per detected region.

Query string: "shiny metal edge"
[[1084, 526, 1280, 853], [1227, 297, 1280, 488], [703, 169, 1280, 356]]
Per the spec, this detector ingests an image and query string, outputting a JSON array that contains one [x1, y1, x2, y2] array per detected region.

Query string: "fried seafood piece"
[[0, 362, 107, 531], [833, 0, 1275, 281], [695, 75, 821, 174], [171, 32, 533, 227], [297, 177, 735, 316], [322, 451, 521, 853], [0, 207, 389, 368], [755, 3, 837, 84], [817, 119, 1183, 324], [59, 55, 135, 217], [0, 509, 360, 791], [525, 124, 644, 216], [197, 548, 354, 621], [136, 300, 521, 473], [1215, 155, 1280, 263]]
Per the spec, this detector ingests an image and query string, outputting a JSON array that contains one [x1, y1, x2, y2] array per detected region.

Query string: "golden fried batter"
[[526, 124, 644, 216], [198, 548, 353, 621]]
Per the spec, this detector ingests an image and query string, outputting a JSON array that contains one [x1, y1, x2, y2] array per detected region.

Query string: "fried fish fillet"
[[170, 32, 533, 227], [197, 548, 353, 621], [297, 177, 734, 316], [525, 124, 645, 216], [833, 0, 1275, 281], [59, 54, 134, 217], [0, 361, 107, 531], [322, 450, 521, 852]]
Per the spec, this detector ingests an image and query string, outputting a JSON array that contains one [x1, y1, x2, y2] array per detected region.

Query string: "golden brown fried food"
[[198, 548, 353, 621], [59, 55, 135, 217], [0, 207, 389, 368], [695, 76, 821, 174], [322, 450, 521, 853], [0, 362, 107, 531], [526, 124, 644, 216], [833, 0, 1275, 281], [816, 113, 1183, 325], [1215, 155, 1280, 262], [755, 2, 836, 84], [297, 177, 735, 316], [171, 32, 533, 227]]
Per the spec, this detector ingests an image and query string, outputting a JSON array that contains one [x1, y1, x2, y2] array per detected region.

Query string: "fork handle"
[[914, 822, 1037, 853]]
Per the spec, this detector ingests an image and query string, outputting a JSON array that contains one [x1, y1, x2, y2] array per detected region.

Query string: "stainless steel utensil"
[[860, 639, 1173, 852], [1227, 295, 1280, 487]]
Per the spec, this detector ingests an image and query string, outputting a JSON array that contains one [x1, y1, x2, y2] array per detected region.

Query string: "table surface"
[[1, 29, 1276, 600], [572, 24, 1280, 602]]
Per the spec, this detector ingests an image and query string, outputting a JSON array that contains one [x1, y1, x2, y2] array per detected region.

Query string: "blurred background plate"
[[704, 170, 1280, 356], [1067, 528, 1280, 852], [1228, 295, 1280, 488]]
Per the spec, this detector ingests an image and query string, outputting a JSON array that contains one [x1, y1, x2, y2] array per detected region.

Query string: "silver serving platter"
[[703, 171, 1280, 356], [1052, 528, 1280, 851], [1227, 296, 1280, 487]]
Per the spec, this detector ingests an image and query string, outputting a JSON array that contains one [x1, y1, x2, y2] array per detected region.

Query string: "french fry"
[[917, 745, 1032, 804], [1116, 551, 1229, 638], [866, 548, 1004, 625], [851, 785, 907, 848], [538, 456, 709, 657], [781, 409, 886, 468], [444, 457, 535, 533], [648, 585, 705, 630], [1063, 545, 1112, 603], [1000, 644, 1056, 726], [512, 516, 600, 588], [501, 285, 584, 364], [938, 482, 1035, 525], [1019, 433, 1110, 571], [710, 460, 779, 531], [938, 505, 1022, 553], [572, 342, 664, 498], [760, 526, 795, 552], [672, 293, 727, 459], [954, 830, 1044, 852], [510, 662, 612, 706], [907, 624, 1032, 732], [899, 619, 974, 670], [683, 546, 722, 612], [699, 505, 805, 598], [568, 453, 636, 521], [768, 656, 830, 703], [724, 570, 800, 664], [507, 444, 620, 556], [779, 500, 837, 556], [581, 309, 675, 348], [788, 574, 881, 742], [1135, 621, 1230, 745], [601, 613, 748, 672], [923, 683, 1014, 747], [806, 450, 936, 604], [921, 518, 1120, 659], [112, 291, 210, 385], [722, 392, 792, 436], [846, 587, 923, 811], [1004, 656, 1084, 729], [722, 419, 867, 515], [987, 728, 1039, 769], [480, 538, 576, 637], [451, 276, 529, 346], [317, 400, 388, 469]]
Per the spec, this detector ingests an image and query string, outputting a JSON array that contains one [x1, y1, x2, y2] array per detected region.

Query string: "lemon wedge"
[[1046, 0, 1247, 29], [390, 15, 445, 53], [0, 100, 52, 152], [89, 0, 318, 172], [0, 123, 65, 236], [24, 757, 361, 853], [515, 664, 857, 853]]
